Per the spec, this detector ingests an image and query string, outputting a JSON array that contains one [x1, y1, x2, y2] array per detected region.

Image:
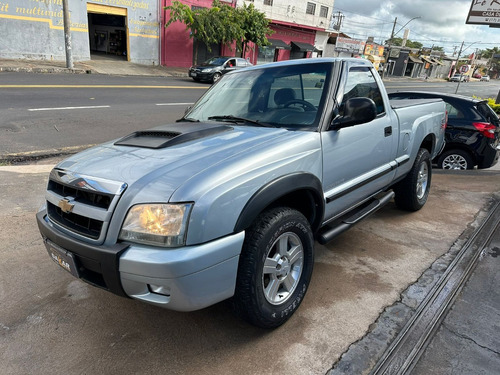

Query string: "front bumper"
[[189, 70, 215, 81], [37, 211, 245, 311]]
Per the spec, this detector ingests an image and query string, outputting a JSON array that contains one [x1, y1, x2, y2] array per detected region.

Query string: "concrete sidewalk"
[[0, 55, 188, 77], [411, 220, 500, 374]]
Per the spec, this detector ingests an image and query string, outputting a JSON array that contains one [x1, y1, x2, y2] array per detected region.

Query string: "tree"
[[164, 0, 271, 63], [235, 3, 272, 57], [385, 37, 422, 49], [165, 0, 242, 64]]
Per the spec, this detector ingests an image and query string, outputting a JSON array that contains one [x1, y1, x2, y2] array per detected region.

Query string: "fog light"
[[148, 284, 171, 297]]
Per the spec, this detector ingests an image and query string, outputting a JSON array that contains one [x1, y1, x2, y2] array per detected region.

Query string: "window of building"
[[263, 0, 273, 6], [320, 6, 328, 18], [306, 2, 316, 15]]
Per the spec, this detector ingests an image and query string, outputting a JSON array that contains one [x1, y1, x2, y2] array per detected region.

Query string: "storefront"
[[405, 55, 424, 78], [0, 0, 160, 65]]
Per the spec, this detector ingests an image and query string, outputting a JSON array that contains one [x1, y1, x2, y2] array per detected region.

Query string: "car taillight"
[[473, 122, 496, 139], [442, 110, 448, 130]]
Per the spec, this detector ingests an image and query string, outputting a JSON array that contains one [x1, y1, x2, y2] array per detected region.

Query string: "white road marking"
[[28, 105, 110, 111], [155, 103, 194, 106], [0, 165, 55, 174]]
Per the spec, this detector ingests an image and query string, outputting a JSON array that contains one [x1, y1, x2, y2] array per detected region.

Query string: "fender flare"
[[234, 173, 325, 233]]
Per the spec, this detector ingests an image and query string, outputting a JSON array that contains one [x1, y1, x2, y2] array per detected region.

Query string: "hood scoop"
[[114, 123, 233, 149]]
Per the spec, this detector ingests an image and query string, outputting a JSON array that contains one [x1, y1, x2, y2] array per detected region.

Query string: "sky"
[[331, 0, 500, 56]]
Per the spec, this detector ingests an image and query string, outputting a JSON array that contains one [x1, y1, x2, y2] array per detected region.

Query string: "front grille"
[[46, 169, 126, 243], [48, 180, 113, 209], [48, 202, 103, 239]]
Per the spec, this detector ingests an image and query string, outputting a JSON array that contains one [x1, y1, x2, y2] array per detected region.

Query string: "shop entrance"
[[87, 4, 129, 61]]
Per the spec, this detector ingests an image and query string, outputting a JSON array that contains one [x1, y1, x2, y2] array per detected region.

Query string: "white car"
[[480, 75, 490, 82]]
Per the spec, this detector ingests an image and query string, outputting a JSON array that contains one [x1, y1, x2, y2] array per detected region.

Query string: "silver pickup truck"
[[37, 58, 446, 328]]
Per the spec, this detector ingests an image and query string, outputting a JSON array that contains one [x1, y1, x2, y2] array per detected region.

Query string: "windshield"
[[185, 62, 331, 130], [203, 57, 229, 66]]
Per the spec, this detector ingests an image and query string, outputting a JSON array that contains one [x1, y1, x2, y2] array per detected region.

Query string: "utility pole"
[[62, 0, 73, 69], [382, 17, 397, 79], [454, 41, 464, 94]]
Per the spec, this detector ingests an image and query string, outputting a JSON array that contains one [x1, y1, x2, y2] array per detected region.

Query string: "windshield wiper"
[[180, 117, 200, 122], [208, 115, 274, 127]]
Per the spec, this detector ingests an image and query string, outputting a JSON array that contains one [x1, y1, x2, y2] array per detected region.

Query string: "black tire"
[[212, 72, 222, 83], [232, 207, 314, 328], [437, 149, 474, 170], [394, 148, 432, 211]]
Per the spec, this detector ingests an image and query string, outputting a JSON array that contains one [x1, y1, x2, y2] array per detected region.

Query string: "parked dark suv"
[[389, 91, 500, 169], [188, 56, 253, 83]]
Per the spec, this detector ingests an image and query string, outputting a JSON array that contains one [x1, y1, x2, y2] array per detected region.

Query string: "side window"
[[445, 102, 463, 119], [341, 67, 385, 115], [236, 58, 248, 67], [227, 59, 236, 67]]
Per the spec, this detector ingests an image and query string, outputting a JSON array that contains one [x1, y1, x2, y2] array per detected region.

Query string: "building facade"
[[161, 0, 335, 67], [0, 0, 160, 65]]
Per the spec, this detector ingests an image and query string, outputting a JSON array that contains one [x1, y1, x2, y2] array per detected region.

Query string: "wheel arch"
[[420, 133, 435, 156], [438, 143, 477, 164], [234, 173, 324, 234]]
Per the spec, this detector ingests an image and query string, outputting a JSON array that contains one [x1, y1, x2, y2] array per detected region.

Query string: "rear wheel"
[[394, 148, 432, 211], [437, 149, 474, 170], [233, 207, 314, 328]]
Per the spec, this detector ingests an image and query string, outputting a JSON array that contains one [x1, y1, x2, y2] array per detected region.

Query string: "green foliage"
[[164, 1, 271, 58], [474, 95, 500, 114], [386, 37, 422, 49], [487, 98, 500, 114], [235, 3, 272, 56]]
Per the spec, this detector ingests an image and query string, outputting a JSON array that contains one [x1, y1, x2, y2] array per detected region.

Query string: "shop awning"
[[367, 55, 386, 63], [290, 41, 317, 52], [408, 55, 423, 64], [420, 56, 436, 64], [430, 58, 444, 65], [267, 38, 291, 50]]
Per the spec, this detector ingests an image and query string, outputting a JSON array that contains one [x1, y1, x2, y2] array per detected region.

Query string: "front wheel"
[[232, 207, 314, 328], [212, 72, 222, 83], [394, 148, 432, 211]]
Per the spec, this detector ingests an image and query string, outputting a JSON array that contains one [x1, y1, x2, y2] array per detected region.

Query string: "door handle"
[[384, 126, 392, 137]]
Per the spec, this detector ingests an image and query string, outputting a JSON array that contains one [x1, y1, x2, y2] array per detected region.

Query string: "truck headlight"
[[119, 203, 193, 247]]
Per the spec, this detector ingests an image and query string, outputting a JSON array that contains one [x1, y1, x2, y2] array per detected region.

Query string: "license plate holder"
[[190, 72, 197, 77], [44, 239, 80, 278]]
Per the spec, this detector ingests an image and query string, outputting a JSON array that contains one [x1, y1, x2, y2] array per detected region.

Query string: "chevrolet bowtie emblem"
[[58, 198, 75, 214]]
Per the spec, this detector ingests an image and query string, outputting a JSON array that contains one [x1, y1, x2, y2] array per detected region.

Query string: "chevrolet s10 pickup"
[[37, 58, 446, 328]]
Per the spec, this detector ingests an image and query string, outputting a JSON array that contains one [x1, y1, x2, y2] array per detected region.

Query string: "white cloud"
[[333, 0, 500, 55]]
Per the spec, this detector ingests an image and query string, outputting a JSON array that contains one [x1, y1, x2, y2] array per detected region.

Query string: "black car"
[[188, 56, 253, 83], [388, 91, 500, 169]]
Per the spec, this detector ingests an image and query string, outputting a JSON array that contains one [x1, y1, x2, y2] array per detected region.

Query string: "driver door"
[[321, 64, 398, 220]]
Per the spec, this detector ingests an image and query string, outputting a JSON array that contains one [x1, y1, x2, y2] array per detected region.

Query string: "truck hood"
[[55, 122, 290, 200]]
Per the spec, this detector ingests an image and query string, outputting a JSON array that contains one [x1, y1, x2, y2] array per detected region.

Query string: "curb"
[[0, 144, 96, 164], [0, 66, 89, 74]]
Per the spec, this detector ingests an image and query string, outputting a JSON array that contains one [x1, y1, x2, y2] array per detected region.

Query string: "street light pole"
[[62, 0, 73, 69], [382, 16, 420, 79]]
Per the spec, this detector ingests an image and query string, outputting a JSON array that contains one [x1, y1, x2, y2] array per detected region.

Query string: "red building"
[[161, 0, 322, 67]]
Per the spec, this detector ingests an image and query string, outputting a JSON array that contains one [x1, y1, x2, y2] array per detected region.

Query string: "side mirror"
[[331, 97, 377, 130]]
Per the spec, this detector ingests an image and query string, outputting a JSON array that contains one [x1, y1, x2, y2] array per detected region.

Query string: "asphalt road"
[[1, 72, 499, 157]]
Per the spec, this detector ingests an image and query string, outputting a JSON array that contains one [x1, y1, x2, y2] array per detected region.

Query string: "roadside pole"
[[454, 41, 464, 94], [62, 0, 73, 69]]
